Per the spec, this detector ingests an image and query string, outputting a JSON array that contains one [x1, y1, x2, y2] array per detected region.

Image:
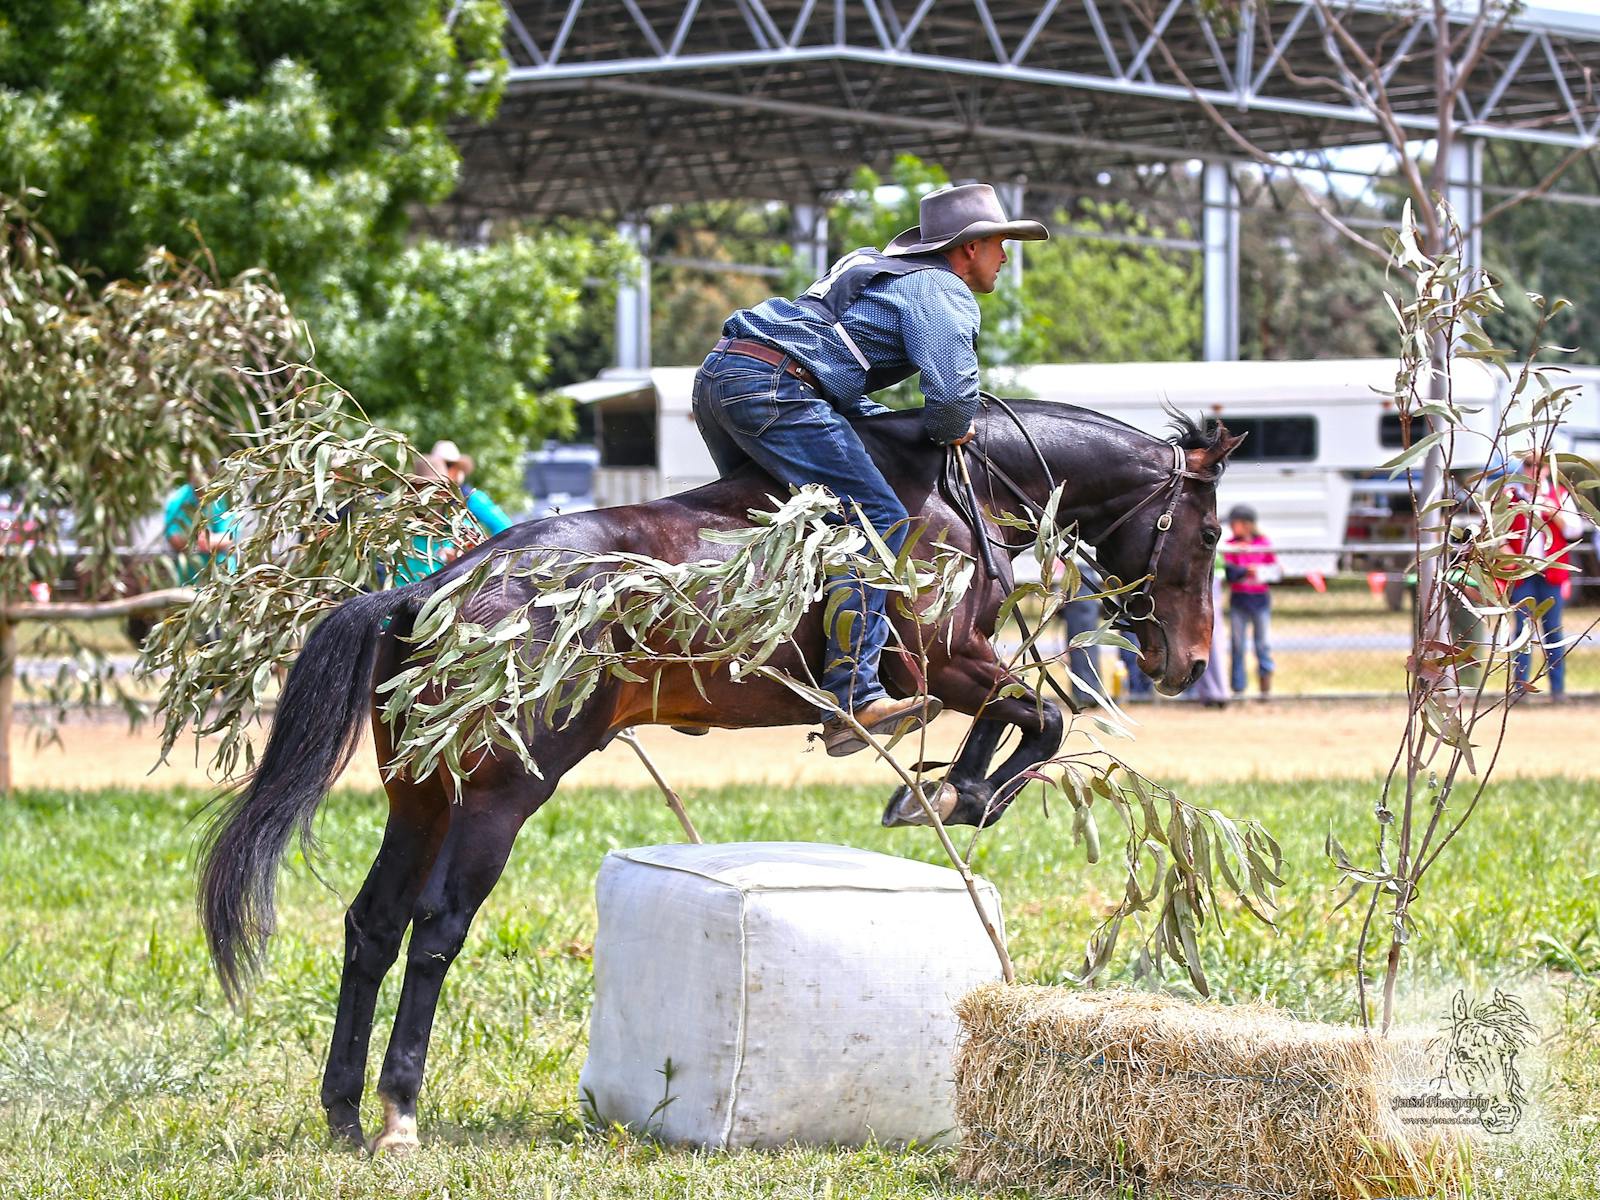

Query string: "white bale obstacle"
[[578, 841, 1005, 1148]]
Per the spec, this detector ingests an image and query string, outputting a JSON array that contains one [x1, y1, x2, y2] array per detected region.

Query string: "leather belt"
[[713, 337, 823, 393]]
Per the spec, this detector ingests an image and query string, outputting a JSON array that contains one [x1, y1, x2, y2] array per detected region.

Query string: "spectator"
[[1120, 640, 1154, 703], [163, 475, 237, 584], [1444, 514, 1491, 693], [395, 454, 461, 585], [1060, 560, 1153, 704], [393, 442, 518, 584], [430, 440, 513, 537], [1059, 569, 1104, 708], [1507, 452, 1584, 697], [1187, 550, 1228, 708], [1222, 504, 1279, 698]]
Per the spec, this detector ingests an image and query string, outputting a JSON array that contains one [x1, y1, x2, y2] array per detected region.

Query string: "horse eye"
[[1202, 529, 1219, 548]]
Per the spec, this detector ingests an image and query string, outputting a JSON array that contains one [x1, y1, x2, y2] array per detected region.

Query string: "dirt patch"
[[10, 698, 1597, 794]]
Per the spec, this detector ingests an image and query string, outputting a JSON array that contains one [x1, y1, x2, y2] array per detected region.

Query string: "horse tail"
[[198, 585, 425, 1003]]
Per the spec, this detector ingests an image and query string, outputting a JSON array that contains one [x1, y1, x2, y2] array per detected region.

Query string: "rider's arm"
[[895, 271, 982, 444], [1551, 486, 1584, 541], [834, 393, 893, 419], [464, 485, 515, 536]]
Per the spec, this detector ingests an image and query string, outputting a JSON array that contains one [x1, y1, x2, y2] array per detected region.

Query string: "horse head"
[[1087, 415, 1245, 695], [1441, 989, 1537, 1134]]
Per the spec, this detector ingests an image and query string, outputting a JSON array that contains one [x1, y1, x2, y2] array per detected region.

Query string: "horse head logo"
[[1439, 989, 1537, 1134]]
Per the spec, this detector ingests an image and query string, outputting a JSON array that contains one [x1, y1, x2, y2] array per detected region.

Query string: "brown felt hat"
[[884, 183, 1049, 257]]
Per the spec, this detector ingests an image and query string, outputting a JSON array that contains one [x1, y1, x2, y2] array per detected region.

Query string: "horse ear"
[[1201, 426, 1248, 469], [1453, 992, 1470, 1023]]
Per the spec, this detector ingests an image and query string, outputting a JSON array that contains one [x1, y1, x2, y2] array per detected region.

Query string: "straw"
[[954, 984, 1466, 1199]]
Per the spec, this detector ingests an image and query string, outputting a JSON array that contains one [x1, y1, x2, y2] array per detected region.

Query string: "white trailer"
[[562, 359, 1596, 577], [1007, 358, 1509, 577]]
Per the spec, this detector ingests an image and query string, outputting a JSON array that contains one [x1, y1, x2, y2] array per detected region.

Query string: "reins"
[[944, 395, 1218, 667]]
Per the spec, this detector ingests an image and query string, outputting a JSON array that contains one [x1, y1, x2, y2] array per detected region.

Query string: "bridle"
[[945, 394, 1218, 634]]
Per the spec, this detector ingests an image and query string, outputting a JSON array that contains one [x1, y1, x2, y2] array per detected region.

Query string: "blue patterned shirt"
[[722, 262, 982, 444]]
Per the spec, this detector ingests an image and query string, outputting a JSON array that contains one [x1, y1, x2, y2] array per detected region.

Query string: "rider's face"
[[964, 235, 1008, 294]]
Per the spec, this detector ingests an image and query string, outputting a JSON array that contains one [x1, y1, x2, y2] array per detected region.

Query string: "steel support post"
[[997, 179, 1027, 348], [791, 201, 830, 279], [1416, 137, 1485, 649], [615, 218, 652, 370], [1202, 161, 1240, 362], [1445, 137, 1484, 273]]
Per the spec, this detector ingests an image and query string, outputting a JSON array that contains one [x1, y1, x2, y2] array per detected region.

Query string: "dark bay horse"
[[198, 400, 1241, 1153]]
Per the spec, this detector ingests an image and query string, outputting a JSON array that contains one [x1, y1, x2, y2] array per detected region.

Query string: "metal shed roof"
[[449, 0, 1600, 221]]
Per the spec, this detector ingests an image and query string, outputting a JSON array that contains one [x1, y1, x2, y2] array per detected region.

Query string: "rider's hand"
[[950, 423, 977, 447]]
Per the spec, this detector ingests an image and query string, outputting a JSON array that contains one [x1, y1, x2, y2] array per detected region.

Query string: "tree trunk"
[[0, 615, 14, 797]]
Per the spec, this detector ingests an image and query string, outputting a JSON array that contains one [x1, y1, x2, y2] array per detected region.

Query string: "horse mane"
[[852, 397, 1228, 462], [1164, 404, 1229, 454]]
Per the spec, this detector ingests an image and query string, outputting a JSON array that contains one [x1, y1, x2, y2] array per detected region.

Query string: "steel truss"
[[439, 3, 1600, 367], [450, 0, 1600, 222]]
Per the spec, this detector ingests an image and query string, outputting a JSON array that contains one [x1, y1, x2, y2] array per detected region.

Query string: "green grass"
[[0, 778, 1597, 1197]]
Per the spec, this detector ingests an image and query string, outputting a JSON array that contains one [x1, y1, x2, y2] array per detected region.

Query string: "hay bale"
[[954, 983, 1464, 1199]]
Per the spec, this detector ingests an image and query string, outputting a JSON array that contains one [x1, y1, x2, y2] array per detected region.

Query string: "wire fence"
[[1040, 559, 1600, 702]]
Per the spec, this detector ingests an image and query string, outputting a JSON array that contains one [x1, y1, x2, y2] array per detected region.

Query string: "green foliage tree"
[[649, 200, 796, 367], [827, 155, 953, 255], [0, 1, 634, 497], [315, 230, 632, 498], [1013, 201, 1201, 363], [0, 0, 505, 298], [1483, 146, 1600, 363], [832, 159, 1202, 367], [1239, 203, 1394, 361]]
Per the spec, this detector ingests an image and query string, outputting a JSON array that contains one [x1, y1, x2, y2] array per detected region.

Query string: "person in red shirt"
[[1507, 452, 1585, 696], [1222, 505, 1280, 698]]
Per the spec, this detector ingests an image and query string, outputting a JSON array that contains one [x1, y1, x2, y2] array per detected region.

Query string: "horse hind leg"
[[366, 749, 579, 1154], [319, 779, 449, 1147]]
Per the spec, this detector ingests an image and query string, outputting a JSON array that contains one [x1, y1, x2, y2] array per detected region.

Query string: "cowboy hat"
[[884, 183, 1049, 257], [428, 439, 475, 474]]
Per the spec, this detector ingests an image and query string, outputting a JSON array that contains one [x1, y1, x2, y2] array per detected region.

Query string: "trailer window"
[[1222, 416, 1317, 462], [1379, 413, 1419, 449]]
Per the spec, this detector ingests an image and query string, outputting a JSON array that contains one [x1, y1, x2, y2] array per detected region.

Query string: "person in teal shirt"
[[394, 441, 516, 584], [163, 479, 238, 584]]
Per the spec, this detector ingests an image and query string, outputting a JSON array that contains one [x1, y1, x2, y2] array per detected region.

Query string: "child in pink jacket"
[[1222, 505, 1280, 697]]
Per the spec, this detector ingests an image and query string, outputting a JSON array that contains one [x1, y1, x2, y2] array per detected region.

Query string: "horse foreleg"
[[880, 714, 1003, 828], [885, 640, 1064, 829], [319, 785, 448, 1147], [956, 694, 1065, 827]]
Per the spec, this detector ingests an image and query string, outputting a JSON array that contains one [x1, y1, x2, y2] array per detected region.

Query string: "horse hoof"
[[367, 1100, 420, 1156], [881, 781, 959, 828], [367, 1129, 420, 1157], [326, 1115, 366, 1150]]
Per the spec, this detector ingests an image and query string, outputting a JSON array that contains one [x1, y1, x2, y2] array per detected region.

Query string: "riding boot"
[[1258, 669, 1273, 698]]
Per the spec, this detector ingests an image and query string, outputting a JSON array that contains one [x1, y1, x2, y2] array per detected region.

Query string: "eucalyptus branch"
[[1337, 200, 1597, 1031], [139, 384, 478, 780]]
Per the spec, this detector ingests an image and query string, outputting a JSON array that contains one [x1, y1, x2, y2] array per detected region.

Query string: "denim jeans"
[[1229, 595, 1274, 694], [1187, 577, 1228, 703], [691, 347, 909, 712], [1511, 575, 1567, 694], [1060, 592, 1103, 706]]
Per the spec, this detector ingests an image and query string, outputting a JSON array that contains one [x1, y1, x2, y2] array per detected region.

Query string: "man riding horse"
[[692, 182, 1047, 757], [197, 184, 1242, 1154]]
